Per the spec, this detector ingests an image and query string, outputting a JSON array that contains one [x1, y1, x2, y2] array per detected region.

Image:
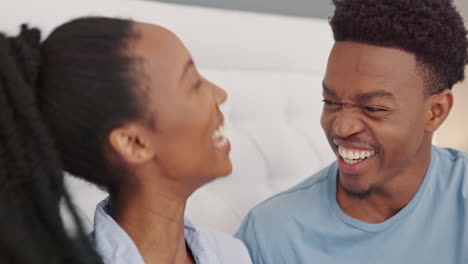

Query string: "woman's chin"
[[218, 160, 233, 177], [211, 159, 233, 179]]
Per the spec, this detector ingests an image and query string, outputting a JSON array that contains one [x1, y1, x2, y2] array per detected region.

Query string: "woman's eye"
[[193, 79, 202, 90]]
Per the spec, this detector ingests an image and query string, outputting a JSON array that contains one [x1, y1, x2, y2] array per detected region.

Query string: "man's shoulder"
[[434, 146, 468, 163], [432, 146, 468, 197], [248, 163, 335, 219], [235, 163, 336, 263], [433, 146, 468, 179]]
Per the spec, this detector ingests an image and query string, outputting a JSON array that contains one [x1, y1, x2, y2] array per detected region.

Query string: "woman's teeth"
[[214, 137, 228, 149], [338, 145, 375, 165], [212, 123, 228, 148], [212, 123, 225, 140]]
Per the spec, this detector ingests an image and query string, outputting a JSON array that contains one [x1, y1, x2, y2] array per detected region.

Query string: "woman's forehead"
[[131, 22, 185, 52], [130, 22, 191, 78]]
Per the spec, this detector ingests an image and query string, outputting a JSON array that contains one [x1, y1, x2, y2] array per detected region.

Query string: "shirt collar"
[[93, 198, 222, 264], [93, 198, 145, 264]]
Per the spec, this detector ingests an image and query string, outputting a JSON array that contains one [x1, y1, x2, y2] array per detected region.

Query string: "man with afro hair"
[[236, 0, 468, 263]]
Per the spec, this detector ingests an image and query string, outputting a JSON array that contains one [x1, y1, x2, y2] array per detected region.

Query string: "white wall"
[[455, 0, 468, 20], [434, 0, 468, 152], [436, 69, 468, 152], [148, 0, 333, 19]]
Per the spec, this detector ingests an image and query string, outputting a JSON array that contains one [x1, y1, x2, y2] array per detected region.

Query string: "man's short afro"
[[330, 0, 468, 94]]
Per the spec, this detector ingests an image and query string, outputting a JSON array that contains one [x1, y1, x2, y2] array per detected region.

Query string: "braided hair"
[[0, 17, 144, 263], [0, 24, 102, 263]]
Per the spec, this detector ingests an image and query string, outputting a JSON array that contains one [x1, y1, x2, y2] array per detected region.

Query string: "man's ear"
[[425, 89, 453, 133], [108, 124, 156, 165]]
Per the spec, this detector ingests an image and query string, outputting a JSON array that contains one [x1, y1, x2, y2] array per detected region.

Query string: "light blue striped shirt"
[[92, 198, 251, 264]]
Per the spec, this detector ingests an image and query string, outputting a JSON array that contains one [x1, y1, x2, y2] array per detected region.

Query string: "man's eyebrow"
[[322, 82, 338, 98], [323, 82, 394, 102], [354, 90, 394, 102], [180, 59, 194, 81]]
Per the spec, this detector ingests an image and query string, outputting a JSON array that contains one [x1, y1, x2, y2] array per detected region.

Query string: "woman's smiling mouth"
[[212, 121, 231, 152]]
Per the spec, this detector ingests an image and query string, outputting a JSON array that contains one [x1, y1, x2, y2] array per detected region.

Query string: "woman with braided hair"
[[0, 26, 103, 263], [0, 17, 251, 264]]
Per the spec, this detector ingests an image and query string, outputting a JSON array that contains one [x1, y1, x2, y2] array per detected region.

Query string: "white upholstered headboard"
[[2, 0, 336, 234]]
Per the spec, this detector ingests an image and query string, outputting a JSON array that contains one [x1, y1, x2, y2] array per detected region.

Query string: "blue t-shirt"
[[235, 146, 468, 263]]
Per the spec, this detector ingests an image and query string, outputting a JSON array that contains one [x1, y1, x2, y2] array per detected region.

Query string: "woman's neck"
[[110, 184, 195, 264]]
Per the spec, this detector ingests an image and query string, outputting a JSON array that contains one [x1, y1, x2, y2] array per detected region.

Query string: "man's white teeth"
[[344, 158, 360, 165], [338, 146, 375, 164], [212, 123, 225, 140]]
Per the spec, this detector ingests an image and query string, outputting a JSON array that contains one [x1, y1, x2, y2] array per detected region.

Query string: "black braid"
[[10, 25, 41, 86], [0, 26, 102, 263]]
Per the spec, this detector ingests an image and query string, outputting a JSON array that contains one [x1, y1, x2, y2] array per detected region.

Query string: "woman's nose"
[[211, 81, 227, 104]]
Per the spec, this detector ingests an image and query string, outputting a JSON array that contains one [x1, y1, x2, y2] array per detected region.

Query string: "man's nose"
[[332, 108, 365, 138]]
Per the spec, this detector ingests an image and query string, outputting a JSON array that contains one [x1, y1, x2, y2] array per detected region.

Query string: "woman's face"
[[130, 23, 232, 185]]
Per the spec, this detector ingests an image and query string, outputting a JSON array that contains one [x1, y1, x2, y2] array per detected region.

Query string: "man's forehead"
[[329, 41, 417, 77], [324, 41, 425, 96]]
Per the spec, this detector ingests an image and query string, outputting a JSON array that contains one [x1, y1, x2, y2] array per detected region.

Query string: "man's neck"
[[336, 144, 432, 223]]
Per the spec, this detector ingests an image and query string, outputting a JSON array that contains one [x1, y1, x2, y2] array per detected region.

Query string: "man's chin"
[[341, 184, 376, 199]]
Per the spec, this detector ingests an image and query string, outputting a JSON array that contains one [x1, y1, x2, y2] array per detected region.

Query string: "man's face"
[[321, 41, 432, 197]]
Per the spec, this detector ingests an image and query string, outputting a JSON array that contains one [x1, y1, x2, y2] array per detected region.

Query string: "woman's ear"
[[108, 124, 156, 165], [425, 89, 453, 133]]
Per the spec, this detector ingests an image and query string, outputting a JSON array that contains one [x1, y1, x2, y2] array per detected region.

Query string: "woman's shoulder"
[[197, 225, 252, 264]]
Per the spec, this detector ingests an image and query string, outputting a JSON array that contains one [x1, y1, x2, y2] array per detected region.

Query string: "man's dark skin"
[[321, 41, 453, 223]]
